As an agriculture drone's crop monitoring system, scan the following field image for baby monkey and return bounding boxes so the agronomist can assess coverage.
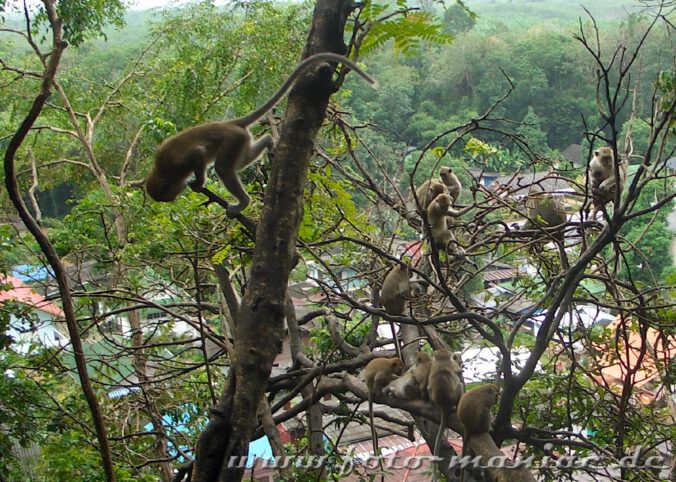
[428,349,464,482]
[146,53,376,213]
[439,167,462,205]
[457,383,500,482]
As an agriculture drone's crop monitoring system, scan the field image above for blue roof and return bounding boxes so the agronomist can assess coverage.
[12,265,51,282]
[141,404,272,467]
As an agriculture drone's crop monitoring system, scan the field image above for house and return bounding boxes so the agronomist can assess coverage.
[562,143,583,166]
[1,274,67,353]
[467,167,500,188]
[488,170,575,200]
[590,316,676,404]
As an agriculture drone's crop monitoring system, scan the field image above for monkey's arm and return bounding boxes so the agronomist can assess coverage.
[189,167,207,191]
[596,175,617,193]
[445,204,473,217]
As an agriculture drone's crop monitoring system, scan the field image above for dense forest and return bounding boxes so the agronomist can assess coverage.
[0,1,674,481]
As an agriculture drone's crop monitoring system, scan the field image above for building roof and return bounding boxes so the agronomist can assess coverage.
[0,275,63,318]
[488,171,574,198]
[593,316,676,402]
[562,143,583,165]
[483,268,517,283]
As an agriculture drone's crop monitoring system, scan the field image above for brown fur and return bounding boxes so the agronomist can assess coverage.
[457,384,499,482]
[427,193,457,252]
[415,180,449,211]
[365,357,405,396]
[428,349,464,482]
[383,351,433,400]
[524,195,566,241]
[364,357,404,459]
[440,167,462,205]
[588,146,627,215]
[145,53,375,213]
[380,264,411,315]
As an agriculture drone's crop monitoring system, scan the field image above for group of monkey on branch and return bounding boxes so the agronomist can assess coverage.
[365,351,499,481]
[141,53,628,480]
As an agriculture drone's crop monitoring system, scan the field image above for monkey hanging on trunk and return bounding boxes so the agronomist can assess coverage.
[145,53,376,213]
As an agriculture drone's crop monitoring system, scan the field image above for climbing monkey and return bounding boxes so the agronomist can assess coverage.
[146,53,376,213]
[587,146,627,216]
[427,193,463,254]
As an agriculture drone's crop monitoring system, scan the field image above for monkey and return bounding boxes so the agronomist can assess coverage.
[364,357,405,400]
[383,351,433,400]
[440,167,462,205]
[380,263,411,316]
[426,193,462,255]
[457,383,500,482]
[364,357,404,462]
[427,349,464,482]
[145,53,376,213]
[523,194,567,242]
[414,179,449,211]
[587,146,627,216]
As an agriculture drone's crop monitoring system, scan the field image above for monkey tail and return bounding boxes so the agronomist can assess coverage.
[460,430,470,482]
[432,410,446,482]
[368,395,386,482]
[368,396,379,459]
[231,52,377,128]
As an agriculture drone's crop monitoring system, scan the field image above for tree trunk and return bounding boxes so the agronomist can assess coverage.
[191,1,355,480]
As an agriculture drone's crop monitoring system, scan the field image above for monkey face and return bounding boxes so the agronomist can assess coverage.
[145,172,184,202]
[416,352,432,364]
[595,147,613,165]
[439,167,451,181]
[434,193,452,210]
[486,384,500,403]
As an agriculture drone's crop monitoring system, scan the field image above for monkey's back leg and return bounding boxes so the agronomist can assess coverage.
[213,128,255,213]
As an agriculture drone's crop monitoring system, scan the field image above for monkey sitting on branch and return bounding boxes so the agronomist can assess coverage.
[145,53,376,213]
[380,263,411,316]
[440,166,462,206]
[428,348,465,482]
[364,357,404,462]
[383,351,433,400]
[587,146,627,217]
[457,383,500,482]
[522,194,567,242]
